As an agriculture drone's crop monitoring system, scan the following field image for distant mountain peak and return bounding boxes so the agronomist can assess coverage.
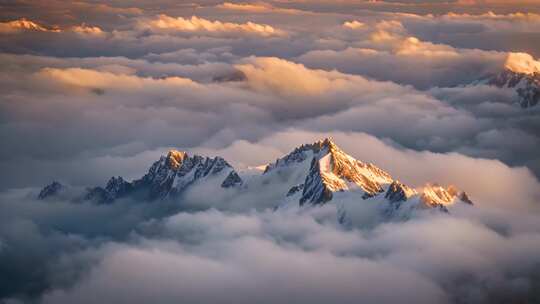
[473,53,540,108]
[419,184,474,210]
[50,150,243,204]
[264,137,343,173]
[137,151,241,200]
[420,184,458,207]
[487,68,540,108]
[38,181,64,200]
[266,138,473,219]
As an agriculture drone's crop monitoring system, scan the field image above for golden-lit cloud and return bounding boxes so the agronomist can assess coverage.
[235,57,354,96]
[394,37,459,57]
[139,15,285,36]
[71,24,105,36]
[35,67,197,91]
[505,52,540,75]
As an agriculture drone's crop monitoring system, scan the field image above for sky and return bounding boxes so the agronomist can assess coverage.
[1,1,540,303]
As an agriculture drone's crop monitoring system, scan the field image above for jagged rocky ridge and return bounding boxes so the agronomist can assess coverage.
[267,139,473,217]
[39,150,243,204]
[39,139,473,220]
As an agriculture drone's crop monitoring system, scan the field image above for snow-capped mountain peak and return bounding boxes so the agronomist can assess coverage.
[420,184,460,207]
[483,53,540,108]
[133,150,243,200]
[487,69,540,108]
[269,139,474,220]
[78,150,243,204]
[299,139,394,205]
[263,137,334,173]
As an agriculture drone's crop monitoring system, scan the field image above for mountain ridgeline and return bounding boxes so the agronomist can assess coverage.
[59,151,243,205]
[38,139,474,221]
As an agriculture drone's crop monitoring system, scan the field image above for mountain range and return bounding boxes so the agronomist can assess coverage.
[38,138,474,223]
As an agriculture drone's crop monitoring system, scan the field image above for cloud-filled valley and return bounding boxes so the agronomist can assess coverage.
[1,1,540,303]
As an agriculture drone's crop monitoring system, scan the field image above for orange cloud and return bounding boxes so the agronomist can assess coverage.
[71,24,105,36]
[235,57,357,97]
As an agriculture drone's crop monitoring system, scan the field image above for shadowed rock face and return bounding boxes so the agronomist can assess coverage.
[300,156,334,205]
[459,192,474,205]
[385,181,417,203]
[221,171,243,188]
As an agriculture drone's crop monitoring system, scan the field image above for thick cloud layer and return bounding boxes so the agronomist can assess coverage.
[1,1,539,303]
[2,179,540,303]
[1,130,540,303]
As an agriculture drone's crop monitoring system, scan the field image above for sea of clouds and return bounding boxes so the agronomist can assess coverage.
[1,1,540,303]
